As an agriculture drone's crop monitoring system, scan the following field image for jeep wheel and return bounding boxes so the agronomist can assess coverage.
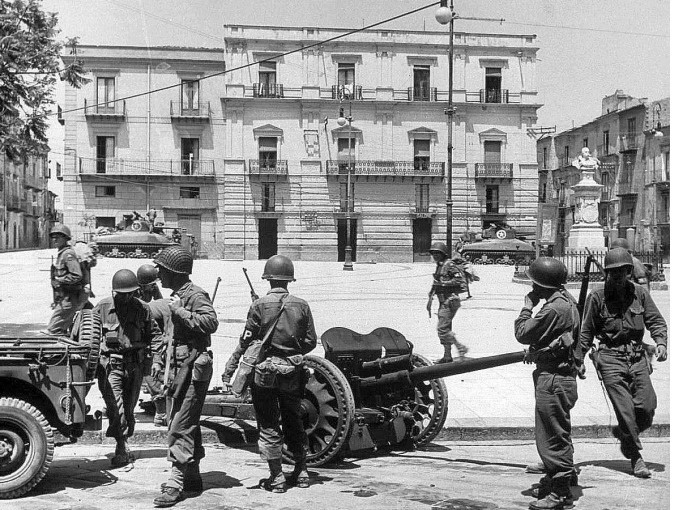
[0,398,54,499]
[72,309,102,381]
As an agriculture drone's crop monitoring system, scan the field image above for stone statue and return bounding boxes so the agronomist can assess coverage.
[573,147,600,174]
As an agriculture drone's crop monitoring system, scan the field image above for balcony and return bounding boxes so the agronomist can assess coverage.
[408,86,438,102]
[5,193,21,211]
[78,158,216,177]
[325,160,444,179]
[84,99,126,121]
[481,200,509,221]
[465,89,520,104]
[331,84,363,100]
[252,83,283,98]
[558,156,574,168]
[409,205,437,218]
[22,174,43,190]
[248,159,288,180]
[170,101,210,122]
[619,132,639,152]
[474,163,513,180]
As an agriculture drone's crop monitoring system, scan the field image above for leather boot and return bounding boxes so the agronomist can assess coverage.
[183,462,203,493]
[529,493,574,510]
[632,456,651,478]
[287,459,310,488]
[260,459,286,493]
[153,483,184,508]
[111,438,132,468]
[153,397,167,427]
[436,345,454,364]
[530,475,551,499]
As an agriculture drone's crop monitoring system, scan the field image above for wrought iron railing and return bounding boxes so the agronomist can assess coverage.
[619,132,639,151]
[474,163,513,179]
[407,86,438,101]
[252,83,284,98]
[84,99,126,116]
[78,158,215,176]
[325,160,444,178]
[248,159,288,176]
[465,89,520,104]
[331,84,363,100]
[170,101,210,117]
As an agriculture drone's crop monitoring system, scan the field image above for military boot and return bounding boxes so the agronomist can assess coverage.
[530,476,551,499]
[286,459,310,488]
[183,462,203,494]
[632,456,651,478]
[153,396,167,427]
[110,439,132,468]
[435,345,454,364]
[529,493,574,510]
[260,459,286,493]
[455,342,469,357]
[153,483,184,508]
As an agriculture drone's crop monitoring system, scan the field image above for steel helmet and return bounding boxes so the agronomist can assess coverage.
[429,242,449,257]
[610,238,630,251]
[49,224,72,240]
[112,269,140,293]
[604,247,634,270]
[525,257,568,289]
[137,264,159,285]
[154,246,193,275]
[262,255,295,281]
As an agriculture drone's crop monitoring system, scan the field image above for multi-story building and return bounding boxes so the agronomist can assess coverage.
[1,153,57,251]
[536,91,670,262]
[60,24,542,262]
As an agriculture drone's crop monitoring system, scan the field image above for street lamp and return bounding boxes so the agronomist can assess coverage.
[436,0,455,255]
[337,103,354,271]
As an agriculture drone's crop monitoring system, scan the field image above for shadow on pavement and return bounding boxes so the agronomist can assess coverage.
[576,458,666,475]
[30,457,118,496]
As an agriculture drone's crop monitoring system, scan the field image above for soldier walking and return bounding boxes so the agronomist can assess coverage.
[579,248,667,478]
[152,246,218,508]
[426,242,469,363]
[45,224,86,335]
[609,238,651,290]
[515,257,580,510]
[94,269,162,468]
[239,255,317,493]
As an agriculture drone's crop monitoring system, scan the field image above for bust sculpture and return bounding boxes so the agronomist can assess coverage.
[573,147,600,173]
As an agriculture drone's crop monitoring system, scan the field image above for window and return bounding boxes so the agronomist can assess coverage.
[413,65,431,101]
[415,184,430,212]
[413,139,430,171]
[181,138,199,175]
[96,77,115,113]
[258,137,278,169]
[621,153,635,183]
[95,185,115,197]
[602,130,610,154]
[337,63,355,98]
[179,186,200,199]
[484,141,502,165]
[583,138,588,149]
[337,136,357,174]
[262,182,276,211]
[181,79,198,112]
[257,61,277,97]
[539,182,547,203]
[627,117,636,135]
[542,147,547,169]
[96,136,115,173]
[619,197,636,226]
[663,151,670,181]
[96,216,116,228]
[485,185,499,213]
[484,67,502,103]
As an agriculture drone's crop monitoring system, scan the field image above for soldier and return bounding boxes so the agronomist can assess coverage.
[138,264,164,302]
[426,242,469,363]
[221,343,246,393]
[152,246,218,508]
[240,255,317,493]
[515,257,580,510]
[94,269,162,468]
[579,248,667,478]
[45,224,86,335]
[609,238,650,289]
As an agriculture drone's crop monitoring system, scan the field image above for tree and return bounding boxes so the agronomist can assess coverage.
[0,0,89,160]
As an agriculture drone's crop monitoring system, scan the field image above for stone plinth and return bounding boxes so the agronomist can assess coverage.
[566,171,605,250]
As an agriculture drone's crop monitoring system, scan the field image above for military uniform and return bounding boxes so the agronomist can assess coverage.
[579,281,667,461]
[143,298,173,425]
[241,288,317,476]
[221,343,246,387]
[47,244,85,335]
[429,255,469,357]
[515,288,580,503]
[631,256,651,290]
[94,296,162,442]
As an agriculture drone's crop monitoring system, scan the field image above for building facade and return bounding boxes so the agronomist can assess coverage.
[60,25,542,261]
[536,91,670,262]
[1,153,58,251]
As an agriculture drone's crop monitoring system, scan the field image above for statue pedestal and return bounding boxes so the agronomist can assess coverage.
[566,171,605,251]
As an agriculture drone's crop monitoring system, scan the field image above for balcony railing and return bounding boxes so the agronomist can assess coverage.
[465,89,520,104]
[474,163,514,179]
[331,84,363,100]
[325,160,444,178]
[248,159,288,176]
[409,205,437,217]
[408,86,438,102]
[84,99,126,119]
[252,83,284,98]
[170,101,210,119]
[619,132,639,151]
[78,158,215,176]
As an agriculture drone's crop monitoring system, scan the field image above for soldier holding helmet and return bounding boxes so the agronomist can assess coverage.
[579,247,667,478]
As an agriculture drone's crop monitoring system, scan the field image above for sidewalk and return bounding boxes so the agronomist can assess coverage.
[0,250,670,444]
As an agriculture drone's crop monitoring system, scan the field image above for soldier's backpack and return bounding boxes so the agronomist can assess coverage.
[73,241,98,270]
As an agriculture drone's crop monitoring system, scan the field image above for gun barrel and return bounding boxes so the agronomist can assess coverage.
[359,350,526,393]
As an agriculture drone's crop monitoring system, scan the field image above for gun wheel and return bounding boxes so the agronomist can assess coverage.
[409,353,449,446]
[282,355,355,467]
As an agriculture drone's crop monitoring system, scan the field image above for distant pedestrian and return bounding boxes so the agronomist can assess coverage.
[515,257,580,510]
[579,248,667,478]
[609,238,650,290]
[426,242,469,363]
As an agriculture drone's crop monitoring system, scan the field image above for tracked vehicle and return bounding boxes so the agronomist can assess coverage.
[93,212,178,258]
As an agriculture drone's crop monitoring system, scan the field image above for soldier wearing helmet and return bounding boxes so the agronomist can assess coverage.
[237,254,317,494]
[44,224,86,335]
[579,247,667,479]
[426,241,469,363]
[94,269,163,468]
[515,257,580,509]
[152,246,218,507]
[609,238,650,289]
[138,264,164,302]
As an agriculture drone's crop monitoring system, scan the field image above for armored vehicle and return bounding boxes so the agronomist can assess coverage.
[0,311,101,498]
[93,212,178,258]
[460,224,535,264]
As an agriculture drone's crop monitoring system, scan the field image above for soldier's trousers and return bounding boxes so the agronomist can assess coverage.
[97,354,144,439]
[167,361,212,466]
[533,369,578,494]
[599,349,656,454]
[47,290,87,335]
[437,295,461,346]
[252,384,307,462]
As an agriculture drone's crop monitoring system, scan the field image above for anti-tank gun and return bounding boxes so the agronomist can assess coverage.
[203,326,525,467]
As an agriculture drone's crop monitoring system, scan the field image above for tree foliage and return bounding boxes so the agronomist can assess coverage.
[0,0,89,160]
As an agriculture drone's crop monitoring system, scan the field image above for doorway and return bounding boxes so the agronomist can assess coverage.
[412,218,432,262]
[258,218,278,259]
[177,214,201,256]
[337,218,357,262]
